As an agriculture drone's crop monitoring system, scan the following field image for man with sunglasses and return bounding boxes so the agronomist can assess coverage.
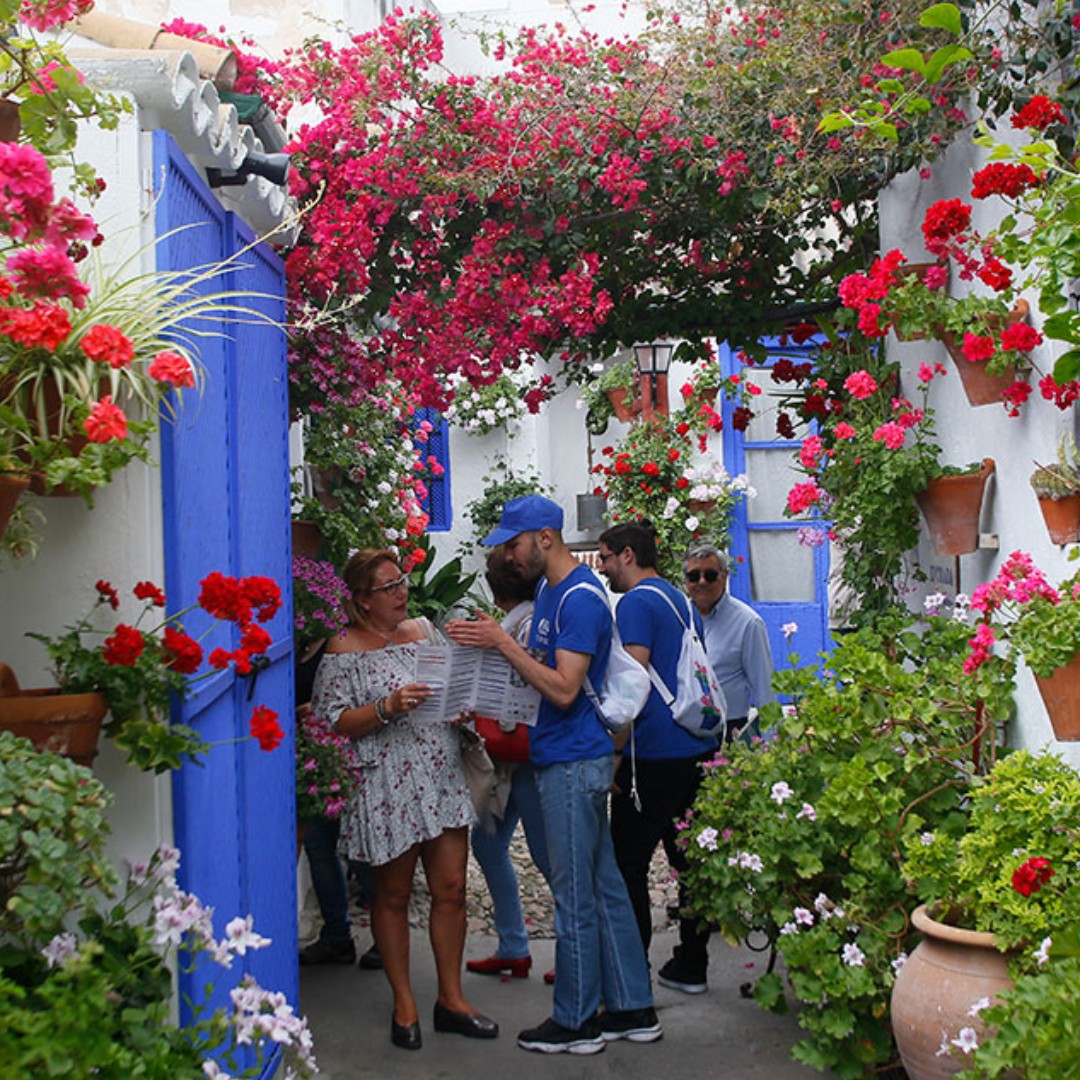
[683,545,774,747]
[597,522,718,998]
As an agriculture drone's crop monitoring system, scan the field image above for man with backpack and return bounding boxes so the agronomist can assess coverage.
[446,495,660,1054]
[597,522,719,997]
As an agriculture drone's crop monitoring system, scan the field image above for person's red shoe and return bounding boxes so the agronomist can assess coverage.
[543,968,556,985]
[466,955,532,978]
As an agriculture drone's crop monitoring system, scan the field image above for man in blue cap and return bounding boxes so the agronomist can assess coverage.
[447,495,660,1054]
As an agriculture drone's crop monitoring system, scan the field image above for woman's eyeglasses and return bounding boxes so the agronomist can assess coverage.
[685,568,721,584]
[368,575,408,594]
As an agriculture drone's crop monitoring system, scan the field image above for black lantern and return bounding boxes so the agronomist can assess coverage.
[633,341,674,420]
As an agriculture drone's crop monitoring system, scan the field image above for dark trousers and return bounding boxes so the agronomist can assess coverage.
[611,753,712,971]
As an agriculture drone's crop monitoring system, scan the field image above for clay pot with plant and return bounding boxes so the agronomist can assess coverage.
[1030,434,1080,546]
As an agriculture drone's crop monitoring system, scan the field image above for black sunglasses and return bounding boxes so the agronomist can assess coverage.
[685,568,721,584]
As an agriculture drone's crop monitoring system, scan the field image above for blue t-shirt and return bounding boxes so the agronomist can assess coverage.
[616,577,719,760]
[529,564,614,766]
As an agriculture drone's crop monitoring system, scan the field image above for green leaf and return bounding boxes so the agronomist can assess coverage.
[925,45,973,84]
[818,112,855,133]
[919,3,963,36]
[880,48,927,76]
[1052,348,1080,384]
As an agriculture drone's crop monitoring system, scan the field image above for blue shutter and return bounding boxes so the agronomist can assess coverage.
[415,407,452,531]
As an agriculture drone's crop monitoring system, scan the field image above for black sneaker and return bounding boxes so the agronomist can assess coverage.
[299,938,356,966]
[657,949,707,995]
[358,944,383,970]
[598,1007,663,1043]
[517,1016,606,1055]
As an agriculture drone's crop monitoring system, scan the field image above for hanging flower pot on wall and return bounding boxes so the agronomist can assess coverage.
[291,519,324,560]
[605,386,641,423]
[915,458,995,556]
[938,301,1030,408]
[1036,493,1080,546]
[891,261,949,342]
[890,904,1013,1080]
[0,473,30,539]
[0,99,20,143]
[1033,654,1080,741]
[0,663,107,767]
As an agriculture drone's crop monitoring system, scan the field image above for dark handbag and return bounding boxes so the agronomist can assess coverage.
[474,715,530,764]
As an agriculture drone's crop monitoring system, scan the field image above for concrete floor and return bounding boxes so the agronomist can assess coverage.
[300,928,830,1080]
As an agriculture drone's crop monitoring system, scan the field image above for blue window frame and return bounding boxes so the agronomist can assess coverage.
[414,408,451,531]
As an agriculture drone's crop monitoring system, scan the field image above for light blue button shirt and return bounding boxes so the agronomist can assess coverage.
[700,591,775,718]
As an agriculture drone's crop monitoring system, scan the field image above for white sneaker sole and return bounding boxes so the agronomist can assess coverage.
[517,1038,606,1055]
[601,1026,663,1043]
[657,975,708,995]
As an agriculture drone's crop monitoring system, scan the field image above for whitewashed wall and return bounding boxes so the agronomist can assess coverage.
[882,132,1080,769]
[0,115,173,868]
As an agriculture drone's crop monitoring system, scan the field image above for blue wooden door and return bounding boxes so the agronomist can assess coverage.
[719,339,832,671]
[153,131,296,1069]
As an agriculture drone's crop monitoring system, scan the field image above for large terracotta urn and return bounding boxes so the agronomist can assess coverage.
[891,904,1013,1080]
[916,458,995,556]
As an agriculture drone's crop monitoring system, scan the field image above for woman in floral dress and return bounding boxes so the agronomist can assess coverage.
[312,548,497,1049]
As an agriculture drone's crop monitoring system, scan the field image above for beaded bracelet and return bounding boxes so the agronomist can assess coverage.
[374,697,392,726]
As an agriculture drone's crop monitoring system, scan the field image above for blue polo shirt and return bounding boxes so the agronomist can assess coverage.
[616,577,718,759]
[529,564,613,766]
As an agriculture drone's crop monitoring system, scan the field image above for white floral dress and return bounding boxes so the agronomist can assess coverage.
[311,622,474,866]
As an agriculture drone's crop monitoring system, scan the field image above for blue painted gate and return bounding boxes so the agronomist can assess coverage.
[153,132,297,1068]
[719,339,833,671]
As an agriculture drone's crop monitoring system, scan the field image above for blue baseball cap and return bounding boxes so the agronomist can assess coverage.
[482,494,564,546]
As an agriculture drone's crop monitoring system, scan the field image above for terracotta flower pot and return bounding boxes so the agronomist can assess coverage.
[0,663,107,767]
[1033,653,1080,741]
[1036,493,1080,546]
[687,498,717,515]
[291,519,324,560]
[606,386,641,423]
[938,301,1030,407]
[891,904,1013,1080]
[916,459,995,556]
[0,99,20,143]
[0,473,29,539]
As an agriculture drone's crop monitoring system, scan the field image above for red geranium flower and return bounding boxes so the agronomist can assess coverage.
[249,705,284,751]
[1011,856,1054,897]
[83,396,127,443]
[961,333,996,363]
[971,162,1040,200]
[95,579,120,610]
[162,626,203,674]
[999,322,1043,353]
[147,350,196,388]
[103,624,145,666]
[199,571,252,624]
[922,198,972,253]
[241,575,283,622]
[239,622,273,656]
[133,580,167,607]
[79,323,135,369]
[1011,95,1067,131]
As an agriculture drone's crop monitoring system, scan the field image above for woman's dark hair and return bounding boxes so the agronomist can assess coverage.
[485,547,539,608]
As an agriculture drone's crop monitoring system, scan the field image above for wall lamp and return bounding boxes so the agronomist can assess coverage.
[207,150,291,188]
[633,340,675,420]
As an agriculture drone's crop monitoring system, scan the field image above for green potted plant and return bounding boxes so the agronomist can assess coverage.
[1029,434,1080,545]
[580,355,641,432]
[10,572,285,773]
[679,611,1015,1078]
[892,749,1080,1079]
[0,730,318,1078]
[457,457,554,556]
[963,551,1080,741]
[442,368,551,436]
[593,412,753,578]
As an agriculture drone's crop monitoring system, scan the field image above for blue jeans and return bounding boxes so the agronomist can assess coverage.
[302,816,351,944]
[471,762,551,959]
[535,755,653,1029]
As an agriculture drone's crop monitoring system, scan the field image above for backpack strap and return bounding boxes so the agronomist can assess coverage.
[633,580,690,706]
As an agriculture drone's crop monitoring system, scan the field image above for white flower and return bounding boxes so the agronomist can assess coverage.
[696,826,719,851]
[684,515,700,531]
[1034,936,1053,965]
[779,921,799,936]
[770,781,793,805]
[796,802,816,821]
[42,931,78,969]
[781,622,799,639]
[841,942,865,967]
[813,892,831,913]
[951,1028,979,1055]
[662,496,680,520]
[936,1030,951,1058]
[793,907,814,926]
[923,592,946,615]
[728,850,764,872]
[967,997,991,1018]
[891,953,907,973]
[920,831,935,846]
[202,1061,234,1079]
[223,915,272,956]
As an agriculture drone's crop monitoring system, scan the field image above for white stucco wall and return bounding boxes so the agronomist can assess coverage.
[882,133,1080,770]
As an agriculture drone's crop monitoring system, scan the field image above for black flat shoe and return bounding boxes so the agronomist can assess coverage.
[391,1015,422,1050]
[433,1001,499,1039]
